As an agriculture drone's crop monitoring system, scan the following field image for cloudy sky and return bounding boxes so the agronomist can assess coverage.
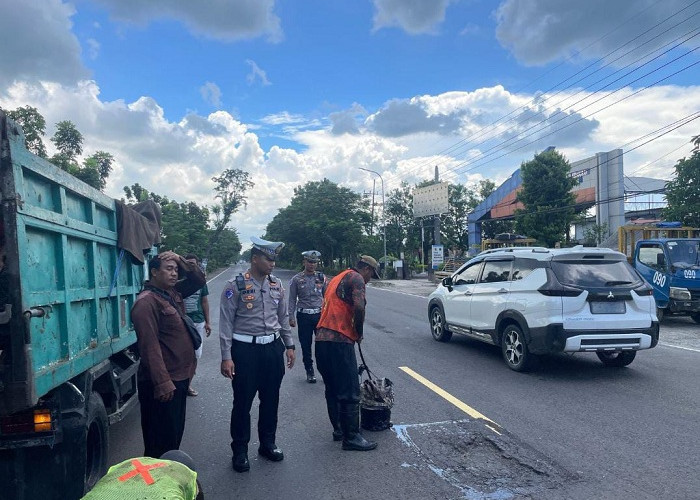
[1,0,698,246]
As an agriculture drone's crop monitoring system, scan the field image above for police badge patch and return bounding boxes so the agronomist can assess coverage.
[225,289,234,299]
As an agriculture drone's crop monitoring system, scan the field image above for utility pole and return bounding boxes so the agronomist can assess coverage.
[359,168,386,278]
[371,178,376,236]
[434,165,441,245]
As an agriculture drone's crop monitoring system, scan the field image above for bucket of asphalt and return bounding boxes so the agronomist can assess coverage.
[358,344,394,431]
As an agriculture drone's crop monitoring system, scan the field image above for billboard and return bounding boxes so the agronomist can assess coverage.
[413,182,449,217]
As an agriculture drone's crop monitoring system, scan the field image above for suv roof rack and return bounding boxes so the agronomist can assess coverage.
[480,246,550,255]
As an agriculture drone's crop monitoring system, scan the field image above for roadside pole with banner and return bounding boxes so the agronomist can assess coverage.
[432,245,444,271]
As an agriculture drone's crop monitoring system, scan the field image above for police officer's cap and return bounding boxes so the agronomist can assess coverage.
[251,236,284,261]
[301,250,321,262]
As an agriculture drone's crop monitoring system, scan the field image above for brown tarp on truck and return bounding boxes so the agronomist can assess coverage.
[116,200,162,263]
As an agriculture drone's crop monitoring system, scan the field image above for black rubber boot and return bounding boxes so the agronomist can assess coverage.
[326,400,342,441]
[339,403,377,451]
[232,446,249,472]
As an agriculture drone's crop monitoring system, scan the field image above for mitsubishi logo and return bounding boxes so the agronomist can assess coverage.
[607,291,615,300]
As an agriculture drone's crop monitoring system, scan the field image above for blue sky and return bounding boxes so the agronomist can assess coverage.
[1,0,698,244]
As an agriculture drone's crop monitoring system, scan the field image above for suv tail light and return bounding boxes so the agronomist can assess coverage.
[538,287,583,297]
[538,269,584,297]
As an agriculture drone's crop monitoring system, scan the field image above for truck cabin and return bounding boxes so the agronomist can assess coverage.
[640,240,700,271]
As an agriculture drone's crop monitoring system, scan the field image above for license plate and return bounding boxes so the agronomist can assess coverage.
[590,301,626,314]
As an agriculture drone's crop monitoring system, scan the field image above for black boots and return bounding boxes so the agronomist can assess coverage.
[339,403,377,451]
[232,448,250,472]
[306,369,317,383]
[326,401,343,441]
[258,445,284,462]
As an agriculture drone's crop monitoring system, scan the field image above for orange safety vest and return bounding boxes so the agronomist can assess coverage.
[317,269,359,341]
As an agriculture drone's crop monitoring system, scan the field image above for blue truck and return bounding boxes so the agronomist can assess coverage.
[619,225,700,323]
[0,111,160,499]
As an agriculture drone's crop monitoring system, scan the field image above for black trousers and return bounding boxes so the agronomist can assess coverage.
[138,377,190,458]
[230,338,285,454]
[296,312,320,372]
[315,341,360,406]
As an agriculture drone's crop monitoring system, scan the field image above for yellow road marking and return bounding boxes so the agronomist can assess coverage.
[399,366,500,431]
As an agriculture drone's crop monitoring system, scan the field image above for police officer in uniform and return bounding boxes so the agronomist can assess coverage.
[288,250,327,383]
[219,237,296,473]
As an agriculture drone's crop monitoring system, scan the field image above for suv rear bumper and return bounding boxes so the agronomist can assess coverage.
[527,322,659,354]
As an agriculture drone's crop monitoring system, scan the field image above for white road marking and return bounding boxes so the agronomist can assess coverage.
[207,266,235,284]
[658,342,700,353]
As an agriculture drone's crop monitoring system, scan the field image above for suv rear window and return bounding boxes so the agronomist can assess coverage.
[550,260,642,287]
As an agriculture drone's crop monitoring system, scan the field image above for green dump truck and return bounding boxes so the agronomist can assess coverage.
[0,111,160,499]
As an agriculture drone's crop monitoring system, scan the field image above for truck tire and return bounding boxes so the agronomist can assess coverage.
[596,351,636,367]
[84,392,109,493]
[429,305,452,342]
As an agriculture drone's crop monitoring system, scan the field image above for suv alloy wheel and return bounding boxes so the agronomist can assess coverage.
[429,306,452,342]
[501,324,534,372]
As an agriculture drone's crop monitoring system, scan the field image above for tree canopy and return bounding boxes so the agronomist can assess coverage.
[515,149,578,247]
[663,136,700,227]
[6,106,47,158]
[265,179,372,267]
[209,168,254,256]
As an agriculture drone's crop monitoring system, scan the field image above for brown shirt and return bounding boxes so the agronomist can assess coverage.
[131,266,205,398]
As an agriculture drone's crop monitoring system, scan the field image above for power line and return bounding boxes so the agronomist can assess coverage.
[441,54,700,182]
[389,1,700,186]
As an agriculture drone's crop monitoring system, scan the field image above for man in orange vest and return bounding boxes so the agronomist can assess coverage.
[315,255,380,451]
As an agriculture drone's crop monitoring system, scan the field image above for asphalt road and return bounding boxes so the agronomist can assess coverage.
[109,266,700,499]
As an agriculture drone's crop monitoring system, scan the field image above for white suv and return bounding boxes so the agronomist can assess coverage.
[427,246,659,371]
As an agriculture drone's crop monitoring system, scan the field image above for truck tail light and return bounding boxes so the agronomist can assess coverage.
[0,409,54,435]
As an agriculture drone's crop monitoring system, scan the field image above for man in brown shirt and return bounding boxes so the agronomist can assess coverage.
[132,251,206,458]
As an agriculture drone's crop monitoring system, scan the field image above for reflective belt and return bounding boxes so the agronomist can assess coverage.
[297,308,321,314]
[232,332,280,345]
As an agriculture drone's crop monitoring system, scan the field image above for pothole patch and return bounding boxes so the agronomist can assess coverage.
[393,419,578,499]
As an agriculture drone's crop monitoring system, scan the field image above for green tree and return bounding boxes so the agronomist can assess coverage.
[6,106,47,157]
[209,168,254,257]
[583,222,609,246]
[515,149,577,247]
[385,182,419,259]
[123,183,150,202]
[78,151,114,190]
[51,120,83,162]
[441,183,476,250]
[663,139,700,227]
[265,179,371,268]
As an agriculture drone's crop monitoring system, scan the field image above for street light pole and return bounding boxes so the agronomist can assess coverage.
[359,167,386,279]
